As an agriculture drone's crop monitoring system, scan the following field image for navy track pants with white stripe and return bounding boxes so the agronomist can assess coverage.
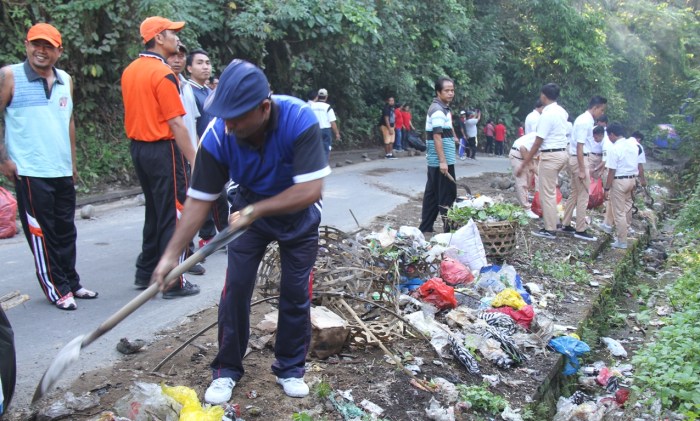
[15,176,80,303]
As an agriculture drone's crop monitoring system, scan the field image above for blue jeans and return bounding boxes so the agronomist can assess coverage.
[320,128,332,162]
[394,128,403,151]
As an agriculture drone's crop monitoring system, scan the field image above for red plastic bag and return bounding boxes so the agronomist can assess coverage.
[0,187,17,239]
[587,177,604,209]
[440,258,474,286]
[415,278,457,310]
[531,187,562,217]
[487,304,535,330]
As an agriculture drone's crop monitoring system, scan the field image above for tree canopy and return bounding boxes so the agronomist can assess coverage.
[1,0,698,187]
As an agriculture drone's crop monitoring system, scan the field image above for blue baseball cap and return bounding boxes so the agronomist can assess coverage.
[204,59,271,119]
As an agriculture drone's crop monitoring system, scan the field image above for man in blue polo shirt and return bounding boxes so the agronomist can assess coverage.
[152,60,330,403]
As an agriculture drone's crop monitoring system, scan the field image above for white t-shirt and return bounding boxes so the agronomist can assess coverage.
[465,118,478,137]
[524,110,540,134]
[606,137,640,177]
[309,101,336,129]
[536,102,569,150]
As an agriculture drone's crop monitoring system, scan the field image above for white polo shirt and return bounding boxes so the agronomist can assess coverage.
[570,111,594,155]
[601,131,613,162]
[536,102,569,150]
[606,137,639,177]
[512,132,538,154]
[309,101,336,129]
[524,110,540,134]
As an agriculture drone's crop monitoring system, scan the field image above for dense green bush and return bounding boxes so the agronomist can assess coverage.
[1,0,698,189]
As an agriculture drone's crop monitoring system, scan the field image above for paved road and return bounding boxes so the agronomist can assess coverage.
[0,154,511,407]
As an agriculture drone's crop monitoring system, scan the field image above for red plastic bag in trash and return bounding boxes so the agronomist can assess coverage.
[615,388,630,405]
[531,187,562,217]
[596,367,612,386]
[416,278,457,310]
[0,187,17,239]
[440,258,474,286]
[588,177,604,209]
[487,304,535,330]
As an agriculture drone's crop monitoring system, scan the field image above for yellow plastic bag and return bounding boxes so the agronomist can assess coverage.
[161,384,224,421]
[491,288,526,310]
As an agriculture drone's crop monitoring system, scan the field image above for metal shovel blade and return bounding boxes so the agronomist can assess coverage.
[32,225,245,403]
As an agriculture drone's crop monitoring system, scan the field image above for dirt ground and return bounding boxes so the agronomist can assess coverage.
[8,150,664,421]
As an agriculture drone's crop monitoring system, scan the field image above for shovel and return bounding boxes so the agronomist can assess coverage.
[32,225,246,403]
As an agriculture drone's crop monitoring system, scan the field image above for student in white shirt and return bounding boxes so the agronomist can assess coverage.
[560,96,607,241]
[518,83,569,239]
[524,99,544,134]
[509,132,539,218]
[603,123,639,249]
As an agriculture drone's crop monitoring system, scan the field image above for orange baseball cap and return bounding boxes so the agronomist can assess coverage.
[27,23,62,48]
[140,16,185,44]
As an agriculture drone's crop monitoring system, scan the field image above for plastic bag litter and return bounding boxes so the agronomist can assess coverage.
[405,310,451,357]
[548,336,591,376]
[501,405,525,421]
[432,377,459,404]
[365,226,397,248]
[491,288,527,310]
[440,258,474,285]
[398,226,428,247]
[477,337,514,369]
[600,337,628,358]
[416,278,457,310]
[448,335,480,374]
[479,265,532,304]
[552,396,606,421]
[86,412,131,421]
[161,384,224,421]
[0,187,17,239]
[399,277,424,293]
[488,305,535,330]
[439,220,488,272]
[425,397,455,421]
[114,382,180,421]
[37,391,100,420]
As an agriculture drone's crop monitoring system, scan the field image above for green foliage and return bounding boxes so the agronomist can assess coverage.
[456,382,507,415]
[291,412,313,421]
[447,202,530,227]
[633,175,700,417]
[531,251,589,284]
[1,0,699,188]
[314,380,332,399]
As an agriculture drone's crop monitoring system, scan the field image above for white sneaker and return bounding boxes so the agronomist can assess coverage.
[204,377,235,404]
[526,210,540,219]
[276,377,309,398]
[598,223,613,234]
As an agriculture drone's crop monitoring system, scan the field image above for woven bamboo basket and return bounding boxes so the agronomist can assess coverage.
[476,220,516,258]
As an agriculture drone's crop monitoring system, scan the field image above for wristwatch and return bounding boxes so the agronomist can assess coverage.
[241,205,255,218]
[604,187,610,192]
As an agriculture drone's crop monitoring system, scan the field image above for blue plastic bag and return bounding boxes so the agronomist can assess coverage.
[398,277,424,293]
[549,336,591,375]
[479,265,532,305]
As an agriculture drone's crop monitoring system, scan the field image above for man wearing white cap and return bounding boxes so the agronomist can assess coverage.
[309,88,340,162]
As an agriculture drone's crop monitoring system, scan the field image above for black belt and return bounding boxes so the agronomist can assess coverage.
[571,153,589,157]
[511,147,518,151]
[591,152,603,156]
[509,153,523,160]
[541,148,566,153]
[614,175,636,179]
